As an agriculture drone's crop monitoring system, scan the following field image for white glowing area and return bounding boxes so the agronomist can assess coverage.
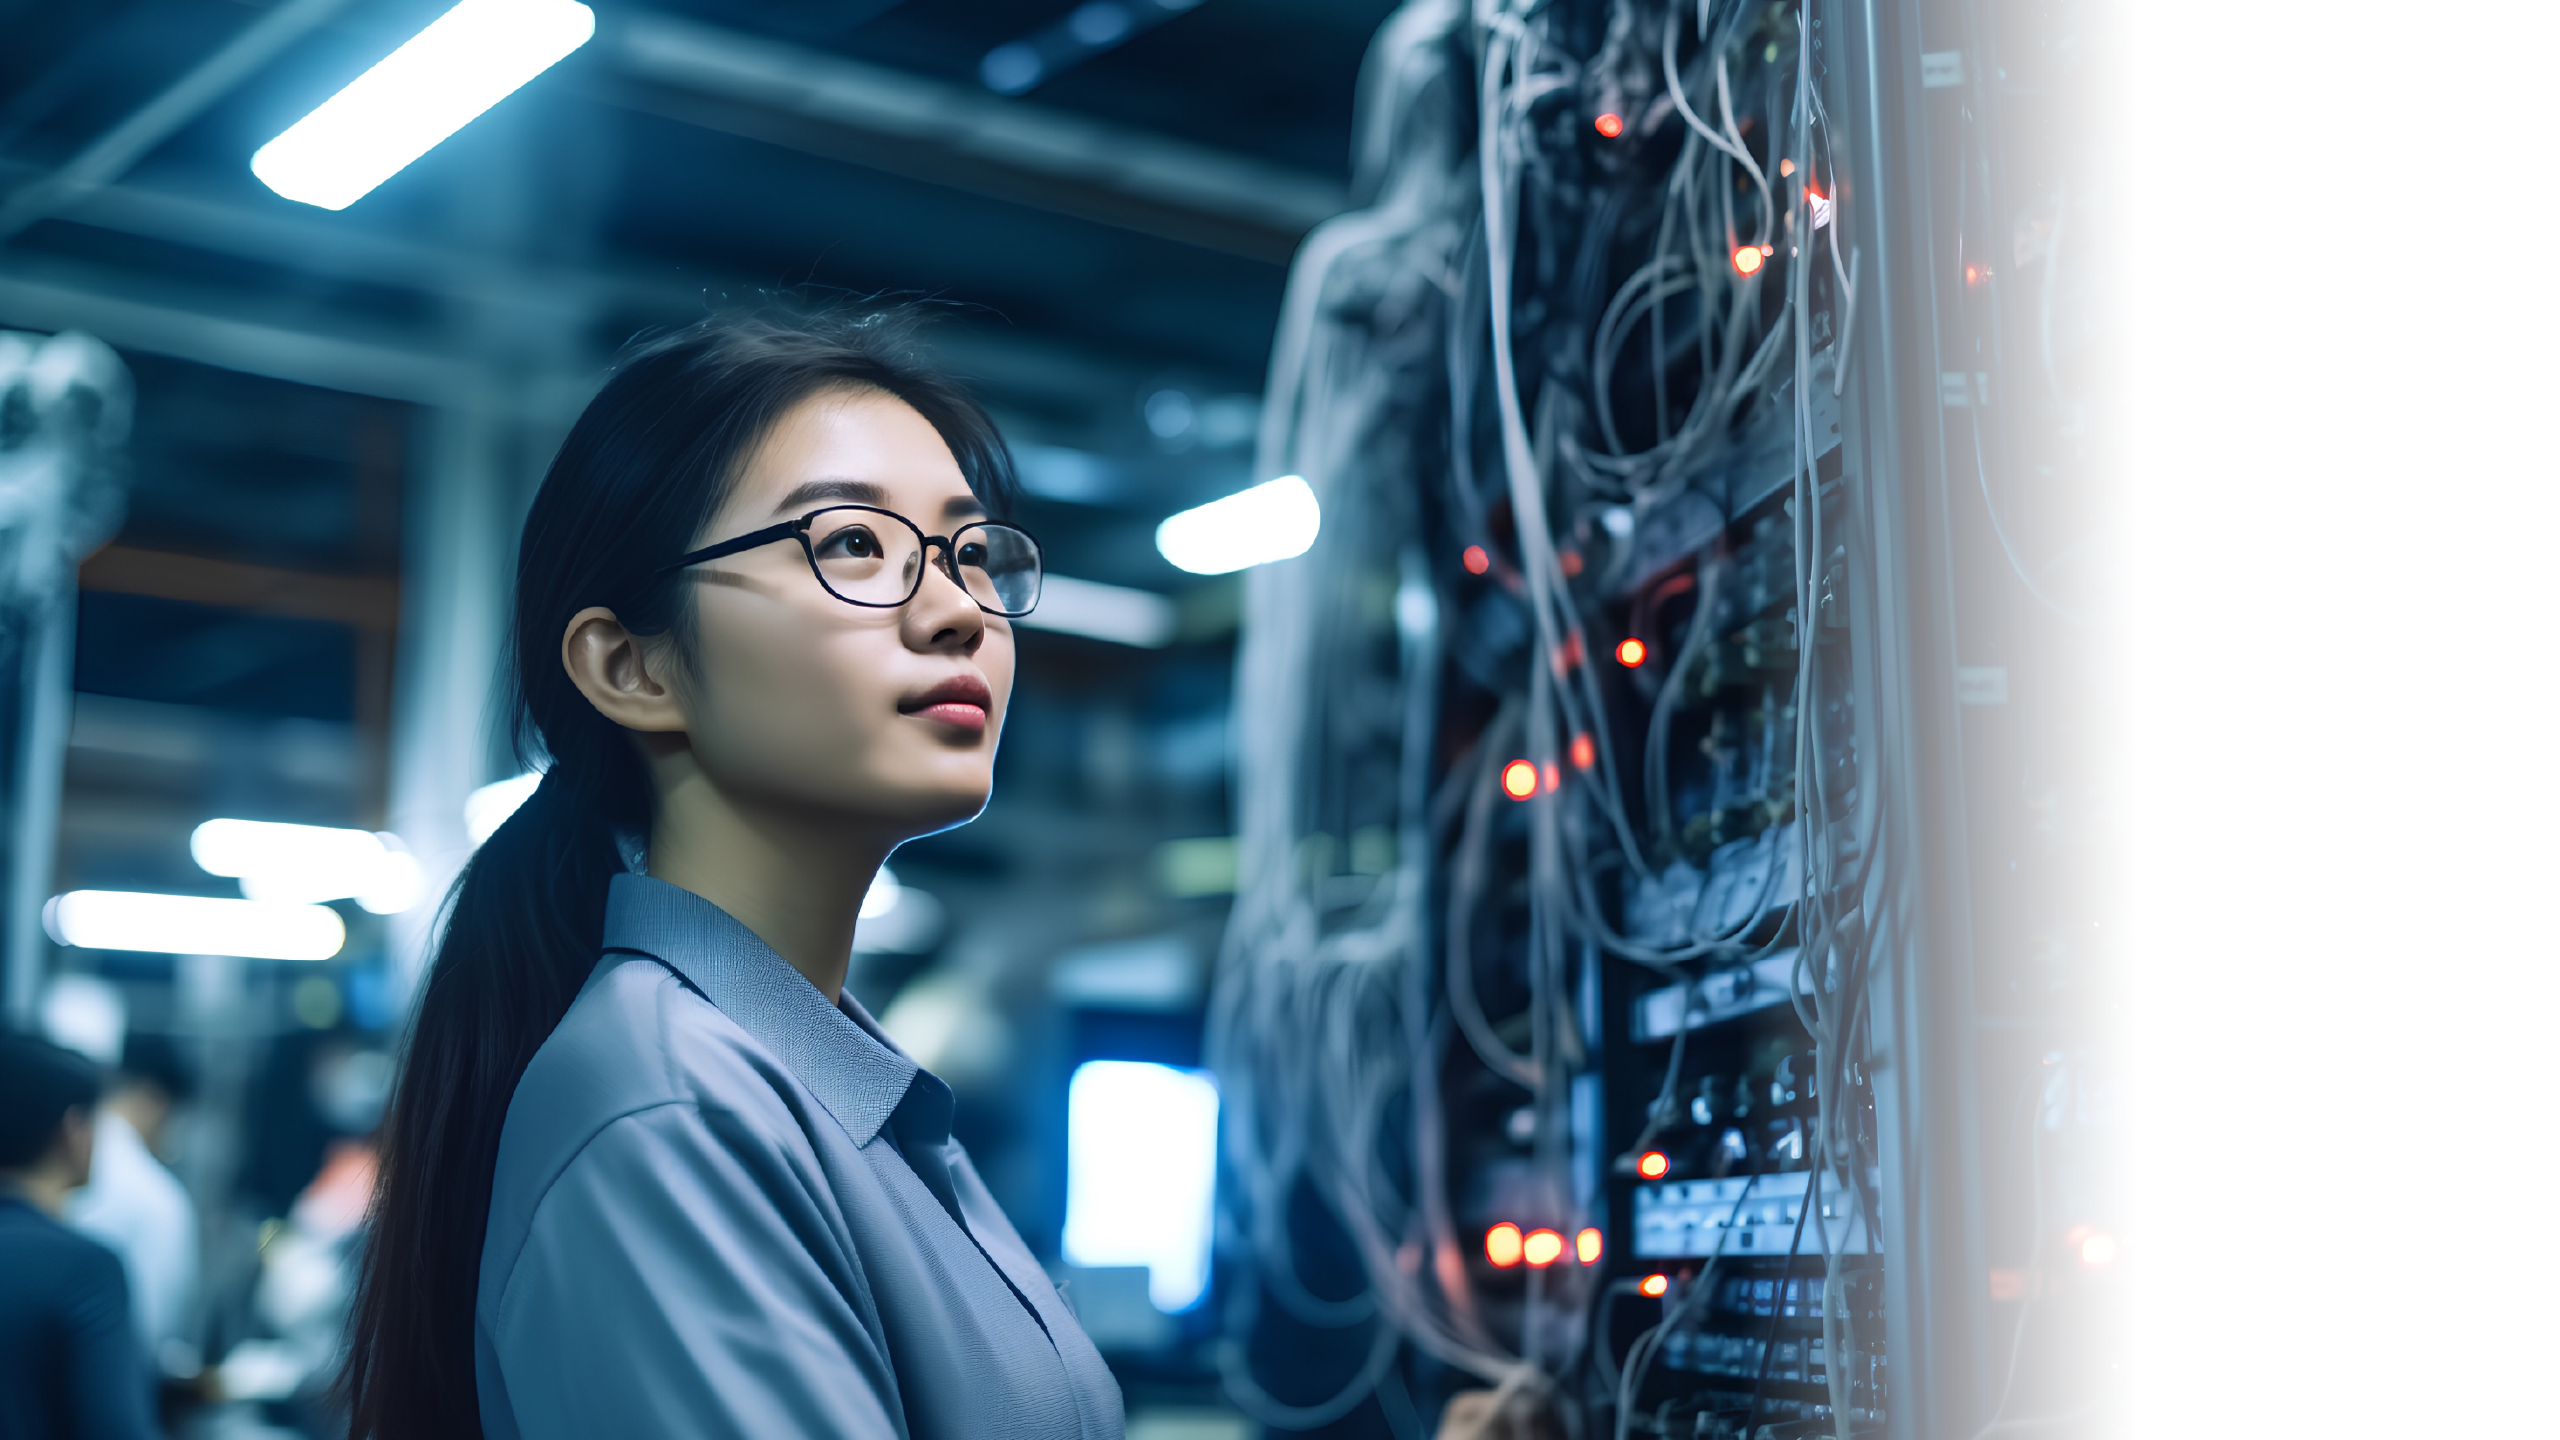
[1062,1060,1219,1311]
[251,0,595,210]
[190,819,425,914]
[465,772,543,844]
[1154,476,1320,575]
[46,891,346,961]
[1020,574,1178,647]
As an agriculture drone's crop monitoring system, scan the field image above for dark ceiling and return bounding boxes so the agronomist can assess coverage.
[0,0,1397,398]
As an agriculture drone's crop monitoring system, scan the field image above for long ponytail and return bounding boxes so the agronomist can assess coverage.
[339,305,1017,1439]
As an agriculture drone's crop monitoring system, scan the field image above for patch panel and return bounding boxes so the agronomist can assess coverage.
[1632,1170,1874,1259]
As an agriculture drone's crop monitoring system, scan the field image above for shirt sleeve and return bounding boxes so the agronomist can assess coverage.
[60,1240,160,1440]
[483,1102,904,1440]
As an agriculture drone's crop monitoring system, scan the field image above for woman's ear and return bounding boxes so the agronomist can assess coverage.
[562,606,690,733]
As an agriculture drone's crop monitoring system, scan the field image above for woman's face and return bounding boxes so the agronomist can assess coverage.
[666,386,1015,839]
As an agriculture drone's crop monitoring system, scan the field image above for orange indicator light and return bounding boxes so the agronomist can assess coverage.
[1570,733,1596,770]
[1639,1272,1670,1298]
[1616,637,1647,667]
[1501,760,1539,800]
[1462,544,1491,575]
[1485,1222,1524,1267]
[1542,762,1562,794]
[1559,548,1584,578]
[1522,1229,1565,1267]
[1637,1150,1670,1179]
[1779,158,1795,177]
[1594,112,1625,138]
[1575,1228,1603,1264]
[1733,246,1764,276]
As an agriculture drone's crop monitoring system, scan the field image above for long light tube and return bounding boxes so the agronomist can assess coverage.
[1153,476,1320,575]
[46,891,346,961]
[251,0,595,210]
[190,819,425,914]
[1019,574,1178,647]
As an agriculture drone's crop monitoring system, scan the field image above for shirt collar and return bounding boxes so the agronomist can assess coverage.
[601,872,934,1146]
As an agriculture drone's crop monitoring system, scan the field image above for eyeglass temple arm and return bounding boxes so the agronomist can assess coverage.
[659,518,808,574]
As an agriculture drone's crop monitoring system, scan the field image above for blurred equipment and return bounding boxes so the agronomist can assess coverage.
[1062,1059,1221,1313]
[0,329,129,1027]
[1209,1,2115,1437]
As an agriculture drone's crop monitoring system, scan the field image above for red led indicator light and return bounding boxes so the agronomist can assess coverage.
[2068,1224,2119,1267]
[1594,112,1625,138]
[1575,1228,1603,1264]
[1639,1273,1670,1298]
[1637,1150,1670,1179]
[1501,760,1539,801]
[1462,544,1491,575]
[1779,158,1796,177]
[1616,637,1648,667]
[1733,246,1764,276]
[1485,1222,1524,1267]
[1522,1229,1565,1267]
[1570,733,1596,770]
[1542,762,1562,794]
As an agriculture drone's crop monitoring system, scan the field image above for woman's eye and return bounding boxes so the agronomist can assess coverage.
[956,541,988,567]
[821,527,881,558]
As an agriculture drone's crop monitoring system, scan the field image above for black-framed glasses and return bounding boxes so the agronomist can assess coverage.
[664,505,1043,617]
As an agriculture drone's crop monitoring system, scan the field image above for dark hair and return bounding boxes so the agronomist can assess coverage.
[340,306,1016,1439]
[117,1031,197,1104]
[0,1032,103,1168]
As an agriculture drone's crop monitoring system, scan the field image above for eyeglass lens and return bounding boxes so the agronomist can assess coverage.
[807,511,1042,615]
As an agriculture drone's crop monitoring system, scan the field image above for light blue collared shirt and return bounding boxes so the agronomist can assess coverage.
[474,874,1124,1440]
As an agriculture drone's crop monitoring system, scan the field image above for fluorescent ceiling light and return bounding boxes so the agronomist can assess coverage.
[465,772,543,844]
[1155,476,1320,575]
[1062,1060,1219,1311]
[251,0,596,210]
[46,891,346,962]
[190,819,425,914]
[1021,574,1178,647]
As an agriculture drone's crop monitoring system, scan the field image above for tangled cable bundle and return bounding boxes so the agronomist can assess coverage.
[1208,1,1884,1432]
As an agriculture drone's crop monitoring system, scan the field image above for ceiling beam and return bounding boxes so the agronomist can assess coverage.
[0,231,1173,431]
[0,0,356,244]
[0,261,479,408]
[81,544,399,630]
[593,14,1343,265]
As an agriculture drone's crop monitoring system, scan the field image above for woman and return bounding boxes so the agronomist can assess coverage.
[340,309,1123,1440]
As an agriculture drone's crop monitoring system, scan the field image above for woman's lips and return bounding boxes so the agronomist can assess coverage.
[909,700,987,732]
[900,675,993,734]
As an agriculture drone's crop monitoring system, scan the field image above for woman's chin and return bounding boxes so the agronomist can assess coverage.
[869,777,993,837]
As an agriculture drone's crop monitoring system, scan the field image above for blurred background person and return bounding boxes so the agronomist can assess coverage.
[0,1032,163,1440]
[67,1031,203,1380]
